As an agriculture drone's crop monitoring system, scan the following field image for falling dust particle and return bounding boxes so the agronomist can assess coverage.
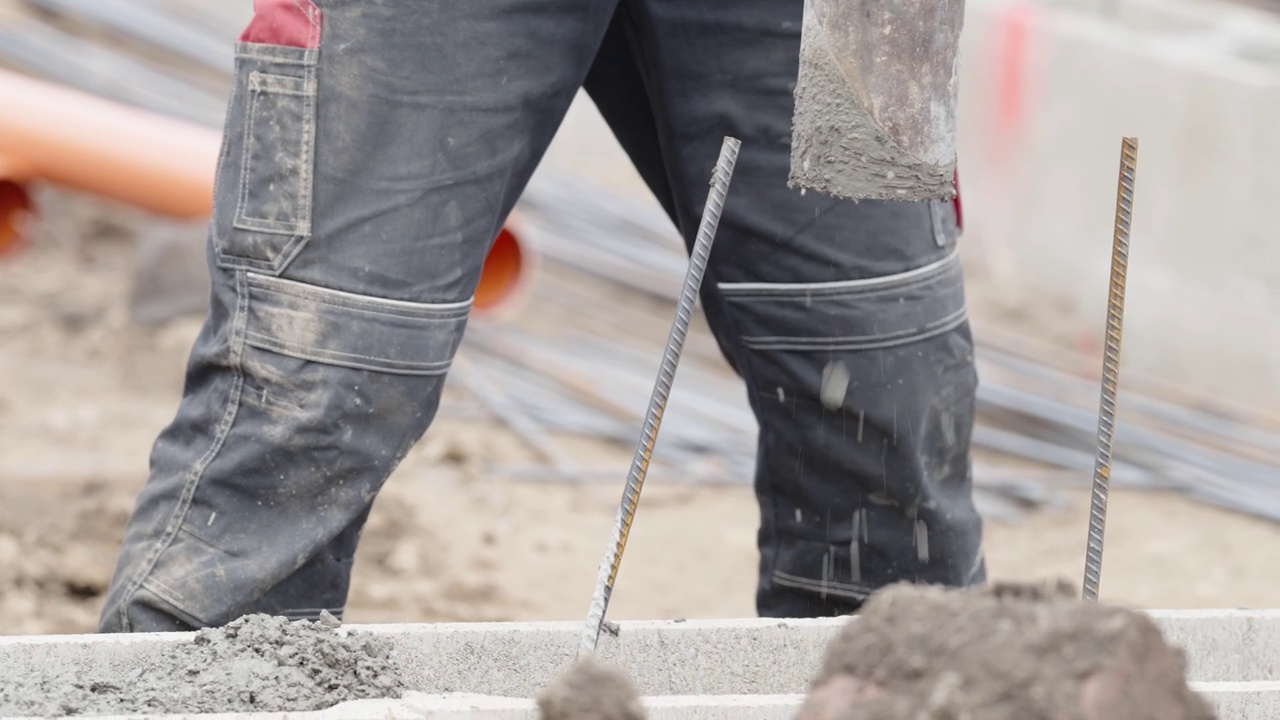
[850,511,863,583]
[820,361,850,410]
[821,549,835,601]
[915,519,930,563]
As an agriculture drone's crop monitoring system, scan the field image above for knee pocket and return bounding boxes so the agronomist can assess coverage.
[242,272,471,376]
[720,250,982,594]
[236,271,471,428]
[716,248,977,491]
[141,274,470,627]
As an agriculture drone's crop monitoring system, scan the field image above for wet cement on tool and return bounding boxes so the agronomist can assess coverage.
[789,9,956,202]
[798,581,1218,720]
[537,655,646,720]
[0,614,407,717]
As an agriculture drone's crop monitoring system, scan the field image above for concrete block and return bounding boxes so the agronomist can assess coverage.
[390,618,811,698]
[4,693,801,720]
[12,687,1280,720]
[1155,610,1280,683]
[2,612,1276,719]
[1194,682,1280,720]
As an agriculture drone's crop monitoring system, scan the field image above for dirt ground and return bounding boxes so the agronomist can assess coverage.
[1,100,1278,637]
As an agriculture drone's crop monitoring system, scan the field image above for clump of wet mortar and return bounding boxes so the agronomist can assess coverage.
[537,655,646,720]
[799,580,1217,720]
[0,614,407,717]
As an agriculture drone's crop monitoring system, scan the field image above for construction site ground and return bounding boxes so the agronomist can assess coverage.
[2,100,1278,637]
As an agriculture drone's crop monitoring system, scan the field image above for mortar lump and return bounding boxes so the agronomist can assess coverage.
[0,614,407,717]
[537,655,646,720]
[800,581,1217,720]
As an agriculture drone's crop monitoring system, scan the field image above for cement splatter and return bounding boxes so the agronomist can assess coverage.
[788,3,957,202]
[0,614,407,717]
[913,518,930,563]
[820,361,850,410]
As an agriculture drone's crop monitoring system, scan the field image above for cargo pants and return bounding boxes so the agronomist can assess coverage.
[99,0,985,632]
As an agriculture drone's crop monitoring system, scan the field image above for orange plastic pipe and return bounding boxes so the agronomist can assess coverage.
[0,67,528,317]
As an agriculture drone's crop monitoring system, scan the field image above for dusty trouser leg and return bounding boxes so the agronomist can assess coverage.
[98,0,616,633]
[586,0,985,618]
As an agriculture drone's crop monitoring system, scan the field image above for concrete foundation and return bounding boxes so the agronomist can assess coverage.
[1,610,1276,719]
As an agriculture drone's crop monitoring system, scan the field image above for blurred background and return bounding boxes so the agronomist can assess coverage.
[0,0,1277,635]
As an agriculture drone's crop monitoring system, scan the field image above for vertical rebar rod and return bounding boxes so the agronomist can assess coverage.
[579,136,741,656]
[1082,136,1138,602]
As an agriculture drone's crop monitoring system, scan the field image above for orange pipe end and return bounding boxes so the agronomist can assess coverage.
[0,180,34,258]
[473,222,527,315]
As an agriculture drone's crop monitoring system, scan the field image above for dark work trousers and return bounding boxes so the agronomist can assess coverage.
[98,0,985,633]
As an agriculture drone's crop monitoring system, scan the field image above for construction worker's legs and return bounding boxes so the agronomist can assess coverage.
[586,0,986,617]
[98,0,616,632]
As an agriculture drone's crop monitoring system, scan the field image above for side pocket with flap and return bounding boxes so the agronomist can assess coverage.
[212,43,319,275]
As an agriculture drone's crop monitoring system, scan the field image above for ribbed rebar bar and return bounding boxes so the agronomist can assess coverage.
[1083,136,1139,602]
[579,136,741,655]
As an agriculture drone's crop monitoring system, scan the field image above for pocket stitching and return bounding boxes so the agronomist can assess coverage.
[740,305,968,351]
[725,275,947,305]
[244,334,454,375]
[721,251,967,351]
[247,70,312,96]
[773,570,874,600]
[235,42,319,65]
[247,273,473,319]
[243,274,470,377]
[718,249,959,299]
[251,288,469,322]
[233,84,263,233]
[233,70,316,237]
[207,60,241,266]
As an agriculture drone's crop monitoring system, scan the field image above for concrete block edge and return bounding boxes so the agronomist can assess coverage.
[10,684,1280,720]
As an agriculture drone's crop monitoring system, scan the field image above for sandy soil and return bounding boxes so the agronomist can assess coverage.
[1,99,1277,637]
